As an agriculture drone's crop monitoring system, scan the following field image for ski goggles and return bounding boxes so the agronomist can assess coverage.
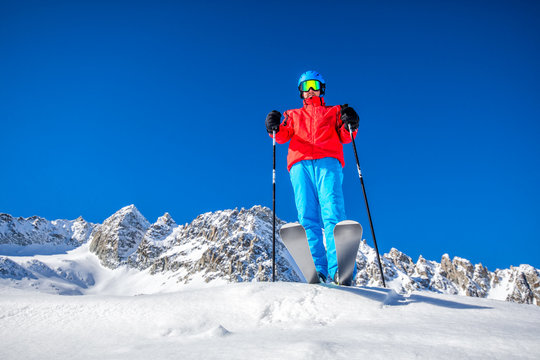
[299,79,322,92]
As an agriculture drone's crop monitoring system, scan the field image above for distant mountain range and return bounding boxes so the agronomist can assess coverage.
[0,205,538,306]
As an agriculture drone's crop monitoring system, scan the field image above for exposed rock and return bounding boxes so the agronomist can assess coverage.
[494,265,540,306]
[133,205,299,283]
[89,205,150,268]
[387,248,415,276]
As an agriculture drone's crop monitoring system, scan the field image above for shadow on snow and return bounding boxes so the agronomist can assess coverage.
[320,284,493,310]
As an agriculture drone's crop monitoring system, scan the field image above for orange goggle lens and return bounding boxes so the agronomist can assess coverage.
[299,80,322,92]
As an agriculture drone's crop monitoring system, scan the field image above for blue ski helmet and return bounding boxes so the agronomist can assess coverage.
[298,70,326,98]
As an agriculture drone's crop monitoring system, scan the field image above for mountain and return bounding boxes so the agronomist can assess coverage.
[89,204,150,268]
[0,213,94,254]
[0,205,538,306]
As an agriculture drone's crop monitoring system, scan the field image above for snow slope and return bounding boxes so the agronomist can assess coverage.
[1,282,539,360]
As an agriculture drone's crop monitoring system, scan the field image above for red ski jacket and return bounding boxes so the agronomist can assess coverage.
[271,96,357,171]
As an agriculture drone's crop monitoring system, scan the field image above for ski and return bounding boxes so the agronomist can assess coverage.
[333,220,362,286]
[279,223,319,284]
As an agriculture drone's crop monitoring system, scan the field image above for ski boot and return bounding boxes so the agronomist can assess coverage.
[317,272,327,284]
[333,273,352,286]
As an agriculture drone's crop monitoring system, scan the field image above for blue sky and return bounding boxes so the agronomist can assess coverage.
[1,0,539,271]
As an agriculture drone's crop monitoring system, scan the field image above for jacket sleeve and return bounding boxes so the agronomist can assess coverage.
[336,106,357,144]
[268,110,294,144]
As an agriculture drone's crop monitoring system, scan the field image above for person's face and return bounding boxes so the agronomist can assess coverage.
[302,89,321,99]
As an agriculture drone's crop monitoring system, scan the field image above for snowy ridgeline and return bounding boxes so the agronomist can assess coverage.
[0,205,539,306]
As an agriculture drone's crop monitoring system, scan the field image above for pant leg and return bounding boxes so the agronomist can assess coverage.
[290,161,328,277]
[313,157,351,281]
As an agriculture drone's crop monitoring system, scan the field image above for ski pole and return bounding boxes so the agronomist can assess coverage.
[272,130,276,282]
[348,124,386,288]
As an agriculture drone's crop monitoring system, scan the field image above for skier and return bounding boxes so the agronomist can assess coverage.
[265,70,359,285]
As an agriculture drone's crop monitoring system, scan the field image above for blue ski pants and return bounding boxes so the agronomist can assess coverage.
[290,157,353,280]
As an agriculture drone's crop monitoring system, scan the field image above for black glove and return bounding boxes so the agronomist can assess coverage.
[265,110,282,133]
[341,105,359,131]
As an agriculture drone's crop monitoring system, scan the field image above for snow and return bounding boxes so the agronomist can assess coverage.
[1,280,540,359]
[2,207,540,359]
[0,243,78,256]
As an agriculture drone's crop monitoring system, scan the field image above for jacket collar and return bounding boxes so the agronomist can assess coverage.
[303,96,325,107]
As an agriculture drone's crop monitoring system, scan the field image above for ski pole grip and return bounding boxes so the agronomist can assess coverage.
[342,104,351,134]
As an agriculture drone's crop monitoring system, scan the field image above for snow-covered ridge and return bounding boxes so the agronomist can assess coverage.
[0,213,95,255]
[0,205,538,306]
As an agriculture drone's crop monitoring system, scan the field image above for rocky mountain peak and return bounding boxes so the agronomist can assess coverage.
[106,205,149,226]
[156,212,175,226]
[89,205,151,268]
